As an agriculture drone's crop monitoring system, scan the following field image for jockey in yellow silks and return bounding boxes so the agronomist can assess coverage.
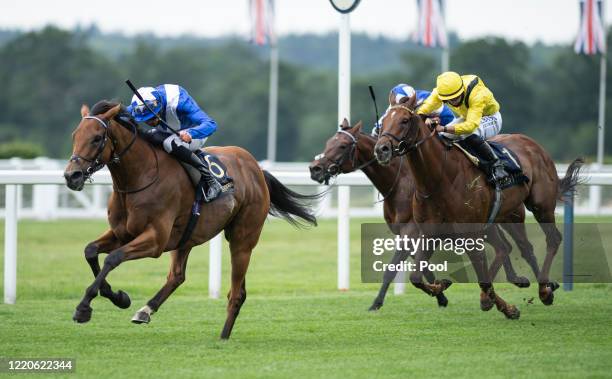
[417,71,508,184]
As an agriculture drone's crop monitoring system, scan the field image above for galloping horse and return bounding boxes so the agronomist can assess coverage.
[309,120,540,311]
[374,94,583,318]
[64,101,318,339]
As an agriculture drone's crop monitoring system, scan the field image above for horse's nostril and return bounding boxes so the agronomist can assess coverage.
[66,171,83,184]
[381,145,390,153]
[312,166,322,173]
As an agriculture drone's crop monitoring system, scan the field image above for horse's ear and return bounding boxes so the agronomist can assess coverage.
[402,93,416,110]
[340,118,350,129]
[352,120,363,133]
[388,91,397,106]
[101,104,122,120]
[81,104,90,117]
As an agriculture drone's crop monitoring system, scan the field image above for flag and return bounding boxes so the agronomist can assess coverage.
[413,0,448,48]
[575,0,606,55]
[249,0,276,46]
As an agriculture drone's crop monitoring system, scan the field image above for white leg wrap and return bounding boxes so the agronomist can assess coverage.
[137,305,155,315]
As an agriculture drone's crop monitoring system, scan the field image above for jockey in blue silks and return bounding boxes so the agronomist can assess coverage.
[127,84,221,200]
[371,84,455,136]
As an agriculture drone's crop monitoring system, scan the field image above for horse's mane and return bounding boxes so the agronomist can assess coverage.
[90,99,139,134]
[90,99,130,119]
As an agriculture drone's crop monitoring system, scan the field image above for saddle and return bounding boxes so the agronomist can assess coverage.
[442,136,529,190]
[118,112,234,198]
[178,150,234,200]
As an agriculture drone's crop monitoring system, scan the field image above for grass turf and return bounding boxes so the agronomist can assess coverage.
[1,218,611,378]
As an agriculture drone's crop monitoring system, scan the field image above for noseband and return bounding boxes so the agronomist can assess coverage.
[69,116,116,179]
[380,105,436,156]
[315,129,377,183]
[69,114,157,193]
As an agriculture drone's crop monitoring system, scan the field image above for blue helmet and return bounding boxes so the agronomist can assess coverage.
[129,87,162,122]
[390,84,416,103]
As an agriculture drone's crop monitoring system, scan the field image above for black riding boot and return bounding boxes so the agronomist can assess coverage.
[169,143,222,201]
[463,134,509,185]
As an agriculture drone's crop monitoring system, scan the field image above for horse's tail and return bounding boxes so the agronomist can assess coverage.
[263,170,320,227]
[558,157,585,202]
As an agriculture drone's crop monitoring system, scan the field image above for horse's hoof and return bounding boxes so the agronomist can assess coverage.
[440,279,453,290]
[131,311,151,324]
[480,298,494,311]
[540,290,554,306]
[368,301,383,312]
[510,276,531,288]
[548,281,560,292]
[111,290,131,309]
[504,305,521,320]
[436,293,449,307]
[73,305,92,323]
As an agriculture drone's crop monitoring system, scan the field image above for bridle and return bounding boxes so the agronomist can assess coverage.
[379,104,436,156]
[316,129,377,184]
[69,114,159,194]
[379,104,448,201]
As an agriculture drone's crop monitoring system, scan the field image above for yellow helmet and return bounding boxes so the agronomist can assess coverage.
[436,71,464,100]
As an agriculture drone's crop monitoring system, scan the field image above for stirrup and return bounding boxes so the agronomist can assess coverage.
[202,178,222,202]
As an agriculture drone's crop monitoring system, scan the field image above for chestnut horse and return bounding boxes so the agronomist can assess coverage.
[309,120,540,311]
[374,94,583,319]
[64,101,318,339]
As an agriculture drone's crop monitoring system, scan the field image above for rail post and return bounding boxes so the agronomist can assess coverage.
[563,191,574,291]
[209,233,222,299]
[4,184,18,304]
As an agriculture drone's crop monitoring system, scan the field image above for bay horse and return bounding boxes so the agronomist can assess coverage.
[64,101,318,339]
[309,120,540,311]
[374,94,583,318]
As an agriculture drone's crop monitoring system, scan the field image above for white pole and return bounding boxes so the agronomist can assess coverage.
[597,0,607,166]
[338,13,351,125]
[593,0,607,214]
[267,43,279,163]
[337,12,351,291]
[394,271,406,295]
[441,0,449,72]
[208,233,222,299]
[4,184,18,304]
[337,185,350,290]
[441,48,449,72]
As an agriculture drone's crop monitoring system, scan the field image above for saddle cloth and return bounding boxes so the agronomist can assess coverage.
[178,150,234,198]
[454,139,529,189]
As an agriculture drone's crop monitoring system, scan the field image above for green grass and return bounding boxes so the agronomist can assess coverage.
[1,218,612,378]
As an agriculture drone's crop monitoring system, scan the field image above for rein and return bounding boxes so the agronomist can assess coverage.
[317,129,402,201]
[71,115,159,194]
[318,129,377,180]
[380,105,436,156]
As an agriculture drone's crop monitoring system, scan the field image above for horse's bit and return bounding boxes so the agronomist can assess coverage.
[69,115,158,193]
[379,105,436,156]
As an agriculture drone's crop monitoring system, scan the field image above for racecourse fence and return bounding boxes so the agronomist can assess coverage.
[2,159,612,304]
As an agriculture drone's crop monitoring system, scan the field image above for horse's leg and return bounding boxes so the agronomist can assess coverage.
[219,206,264,340]
[487,226,529,288]
[220,243,252,340]
[73,226,164,323]
[501,222,540,280]
[467,248,520,319]
[131,248,191,324]
[369,249,409,311]
[409,248,452,300]
[83,229,131,309]
[533,211,562,305]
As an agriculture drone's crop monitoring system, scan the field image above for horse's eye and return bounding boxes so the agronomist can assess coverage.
[339,144,347,150]
[401,118,410,124]
[92,135,103,144]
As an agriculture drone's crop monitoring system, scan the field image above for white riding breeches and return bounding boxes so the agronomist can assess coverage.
[441,112,502,140]
[162,134,208,153]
